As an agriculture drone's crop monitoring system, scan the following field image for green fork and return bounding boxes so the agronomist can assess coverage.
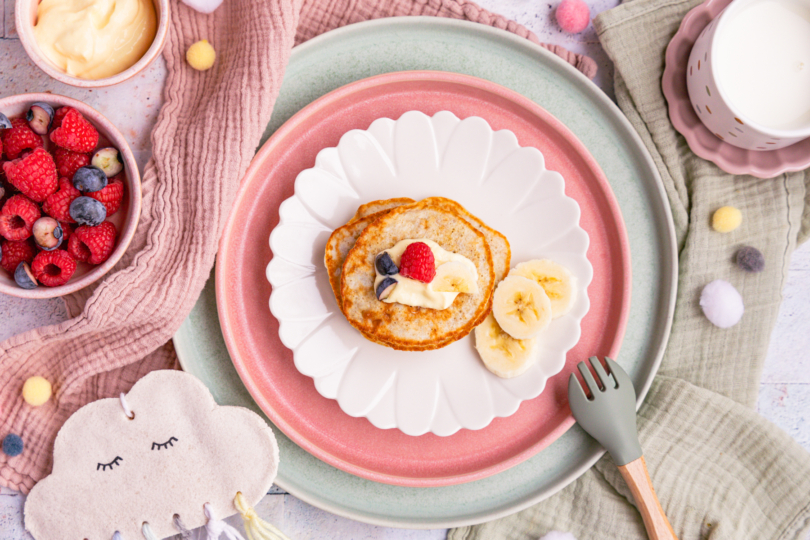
[568,356,678,540]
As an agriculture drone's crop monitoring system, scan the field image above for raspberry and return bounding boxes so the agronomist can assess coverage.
[0,239,35,274]
[60,222,74,243]
[89,176,124,216]
[67,233,91,263]
[1,118,44,159]
[0,195,41,241]
[51,107,70,131]
[72,221,116,265]
[31,250,76,287]
[49,108,99,153]
[53,147,90,180]
[3,148,58,202]
[399,242,436,283]
[42,177,81,222]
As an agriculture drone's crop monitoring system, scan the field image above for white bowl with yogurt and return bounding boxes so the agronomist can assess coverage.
[686,0,810,150]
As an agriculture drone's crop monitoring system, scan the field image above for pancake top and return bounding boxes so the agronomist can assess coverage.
[324,199,414,307]
[340,199,495,348]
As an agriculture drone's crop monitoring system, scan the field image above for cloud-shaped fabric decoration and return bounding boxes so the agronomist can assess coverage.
[24,370,279,540]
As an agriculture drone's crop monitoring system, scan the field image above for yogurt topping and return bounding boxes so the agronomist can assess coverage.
[374,239,478,310]
[34,0,157,80]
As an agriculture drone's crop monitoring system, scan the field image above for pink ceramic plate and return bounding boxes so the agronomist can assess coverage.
[216,71,631,487]
[662,0,810,178]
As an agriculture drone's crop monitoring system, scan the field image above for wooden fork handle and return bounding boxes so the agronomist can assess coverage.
[617,456,679,540]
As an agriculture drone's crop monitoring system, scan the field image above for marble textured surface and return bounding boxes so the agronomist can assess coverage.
[1,0,809,538]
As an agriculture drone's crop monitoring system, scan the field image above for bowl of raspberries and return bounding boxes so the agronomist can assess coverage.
[0,93,141,298]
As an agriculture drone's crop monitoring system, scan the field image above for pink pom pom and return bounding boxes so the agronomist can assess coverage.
[556,0,590,33]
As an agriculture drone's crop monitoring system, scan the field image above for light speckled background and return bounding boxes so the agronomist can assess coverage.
[1,0,808,538]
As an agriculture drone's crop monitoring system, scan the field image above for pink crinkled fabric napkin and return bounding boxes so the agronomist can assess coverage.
[0,0,596,492]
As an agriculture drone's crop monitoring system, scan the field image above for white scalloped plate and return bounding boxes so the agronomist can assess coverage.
[266,110,591,436]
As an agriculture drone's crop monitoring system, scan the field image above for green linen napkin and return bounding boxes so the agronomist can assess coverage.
[449,0,810,538]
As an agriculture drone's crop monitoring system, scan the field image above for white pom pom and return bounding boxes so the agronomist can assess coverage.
[181,0,223,14]
[700,279,744,328]
[539,532,578,540]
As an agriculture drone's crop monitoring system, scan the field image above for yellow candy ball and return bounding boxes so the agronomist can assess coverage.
[186,40,216,71]
[712,206,742,233]
[22,376,52,407]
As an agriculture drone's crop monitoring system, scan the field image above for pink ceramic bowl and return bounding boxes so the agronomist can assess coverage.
[0,93,142,298]
[15,0,169,88]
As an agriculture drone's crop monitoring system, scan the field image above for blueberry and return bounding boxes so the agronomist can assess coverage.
[2,434,23,457]
[0,113,11,130]
[736,246,765,273]
[26,102,54,135]
[33,217,63,251]
[15,262,37,289]
[69,196,107,226]
[91,147,124,177]
[72,166,108,193]
[376,277,398,300]
[375,252,398,275]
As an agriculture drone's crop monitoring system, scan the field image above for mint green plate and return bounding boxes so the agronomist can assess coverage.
[174,17,677,529]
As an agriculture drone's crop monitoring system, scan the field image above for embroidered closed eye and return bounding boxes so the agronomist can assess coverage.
[151,436,178,450]
[97,456,123,471]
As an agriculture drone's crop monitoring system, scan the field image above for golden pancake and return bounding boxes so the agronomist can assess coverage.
[350,197,415,223]
[340,199,495,350]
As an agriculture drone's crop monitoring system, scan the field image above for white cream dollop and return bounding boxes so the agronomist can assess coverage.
[374,239,478,310]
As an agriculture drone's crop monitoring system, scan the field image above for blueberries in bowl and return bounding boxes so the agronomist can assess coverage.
[69,196,107,226]
[91,148,124,177]
[26,102,55,135]
[33,217,63,251]
[15,262,37,289]
[73,166,108,193]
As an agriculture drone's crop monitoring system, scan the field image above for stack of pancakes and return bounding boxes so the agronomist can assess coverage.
[324,197,511,351]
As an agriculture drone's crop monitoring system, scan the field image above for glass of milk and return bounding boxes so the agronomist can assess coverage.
[686,0,810,150]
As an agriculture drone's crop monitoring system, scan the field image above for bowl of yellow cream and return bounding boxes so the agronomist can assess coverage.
[16,0,169,87]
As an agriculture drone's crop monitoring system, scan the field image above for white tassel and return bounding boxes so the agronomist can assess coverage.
[233,492,290,540]
[204,503,245,540]
[141,523,159,540]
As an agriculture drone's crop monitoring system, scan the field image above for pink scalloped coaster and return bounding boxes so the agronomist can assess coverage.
[215,71,631,487]
[662,0,810,178]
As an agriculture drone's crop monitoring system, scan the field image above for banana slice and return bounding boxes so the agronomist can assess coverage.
[509,259,576,319]
[431,261,479,294]
[492,275,552,339]
[475,314,538,378]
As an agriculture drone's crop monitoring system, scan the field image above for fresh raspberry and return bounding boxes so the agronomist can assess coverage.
[0,239,35,274]
[31,249,76,287]
[51,107,71,131]
[89,176,124,216]
[53,147,90,180]
[60,221,74,243]
[67,233,91,262]
[49,108,98,153]
[3,148,58,202]
[399,242,436,283]
[0,195,41,241]
[1,118,44,159]
[72,221,116,265]
[42,177,80,222]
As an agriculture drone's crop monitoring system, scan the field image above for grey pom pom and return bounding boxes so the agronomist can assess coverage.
[736,246,764,273]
